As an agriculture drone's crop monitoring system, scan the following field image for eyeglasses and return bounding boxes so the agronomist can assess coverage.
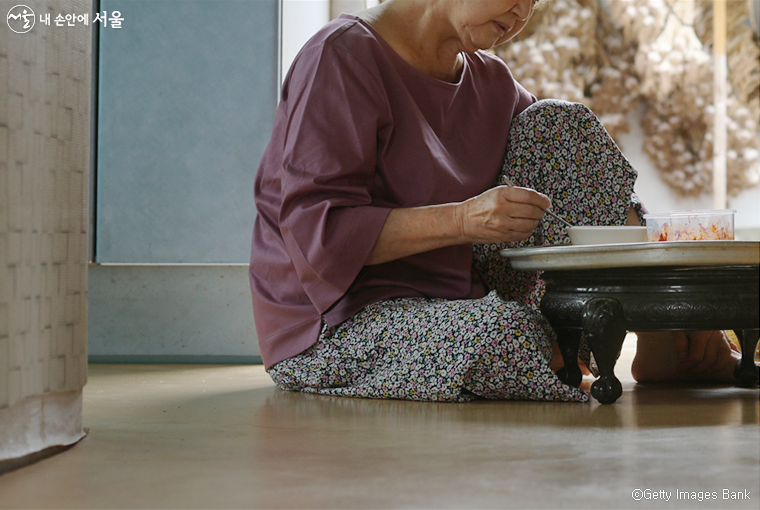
[515,0,541,22]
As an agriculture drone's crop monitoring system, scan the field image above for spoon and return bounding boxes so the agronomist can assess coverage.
[502,178,574,229]
[542,207,574,229]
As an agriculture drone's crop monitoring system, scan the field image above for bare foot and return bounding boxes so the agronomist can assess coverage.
[631,331,741,384]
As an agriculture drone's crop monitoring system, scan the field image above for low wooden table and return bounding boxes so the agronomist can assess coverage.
[501,241,760,404]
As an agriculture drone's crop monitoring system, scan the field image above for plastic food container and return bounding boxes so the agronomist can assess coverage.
[644,210,736,241]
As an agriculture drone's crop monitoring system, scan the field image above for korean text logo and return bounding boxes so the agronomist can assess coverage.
[7,5,35,33]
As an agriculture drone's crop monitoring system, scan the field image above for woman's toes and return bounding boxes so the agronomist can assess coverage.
[631,331,741,384]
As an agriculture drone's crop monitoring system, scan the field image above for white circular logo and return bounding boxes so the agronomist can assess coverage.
[7,5,35,33]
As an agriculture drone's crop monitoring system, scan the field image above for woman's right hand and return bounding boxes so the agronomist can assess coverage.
[456,185,552,244]
[366,185,551,265]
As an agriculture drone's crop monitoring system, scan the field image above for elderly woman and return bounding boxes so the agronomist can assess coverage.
[250,0,740,402]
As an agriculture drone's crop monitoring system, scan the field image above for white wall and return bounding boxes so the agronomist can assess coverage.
[282,0,331,83]
[281,1,379,82]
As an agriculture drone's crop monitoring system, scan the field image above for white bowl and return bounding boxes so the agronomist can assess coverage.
[567,226,648,245]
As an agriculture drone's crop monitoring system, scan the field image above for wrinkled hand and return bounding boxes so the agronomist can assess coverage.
[456,185,552,244]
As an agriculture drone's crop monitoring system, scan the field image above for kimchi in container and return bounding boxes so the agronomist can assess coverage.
[644,210,736,241]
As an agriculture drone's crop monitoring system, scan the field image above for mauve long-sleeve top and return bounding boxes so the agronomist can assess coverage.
[250,14,536,369]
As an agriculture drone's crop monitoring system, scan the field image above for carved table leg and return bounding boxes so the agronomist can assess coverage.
[582,297,627,404]
[734,328,760,387]
[554,329,583,388]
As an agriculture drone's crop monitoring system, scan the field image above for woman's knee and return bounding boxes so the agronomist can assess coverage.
[523,98,593,119]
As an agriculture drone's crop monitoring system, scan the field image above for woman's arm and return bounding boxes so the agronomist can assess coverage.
[365,185,552,265]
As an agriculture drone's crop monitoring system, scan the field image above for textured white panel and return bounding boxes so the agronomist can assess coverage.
[0,391,85,462]
[1,0,90,460]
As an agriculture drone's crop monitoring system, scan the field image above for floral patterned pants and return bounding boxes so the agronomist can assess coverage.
[269,100,644,402]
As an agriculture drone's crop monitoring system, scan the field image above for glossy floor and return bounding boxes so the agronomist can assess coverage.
[0,337,758,509]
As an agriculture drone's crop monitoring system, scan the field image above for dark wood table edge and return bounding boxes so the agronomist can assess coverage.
[539,265,760,404]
